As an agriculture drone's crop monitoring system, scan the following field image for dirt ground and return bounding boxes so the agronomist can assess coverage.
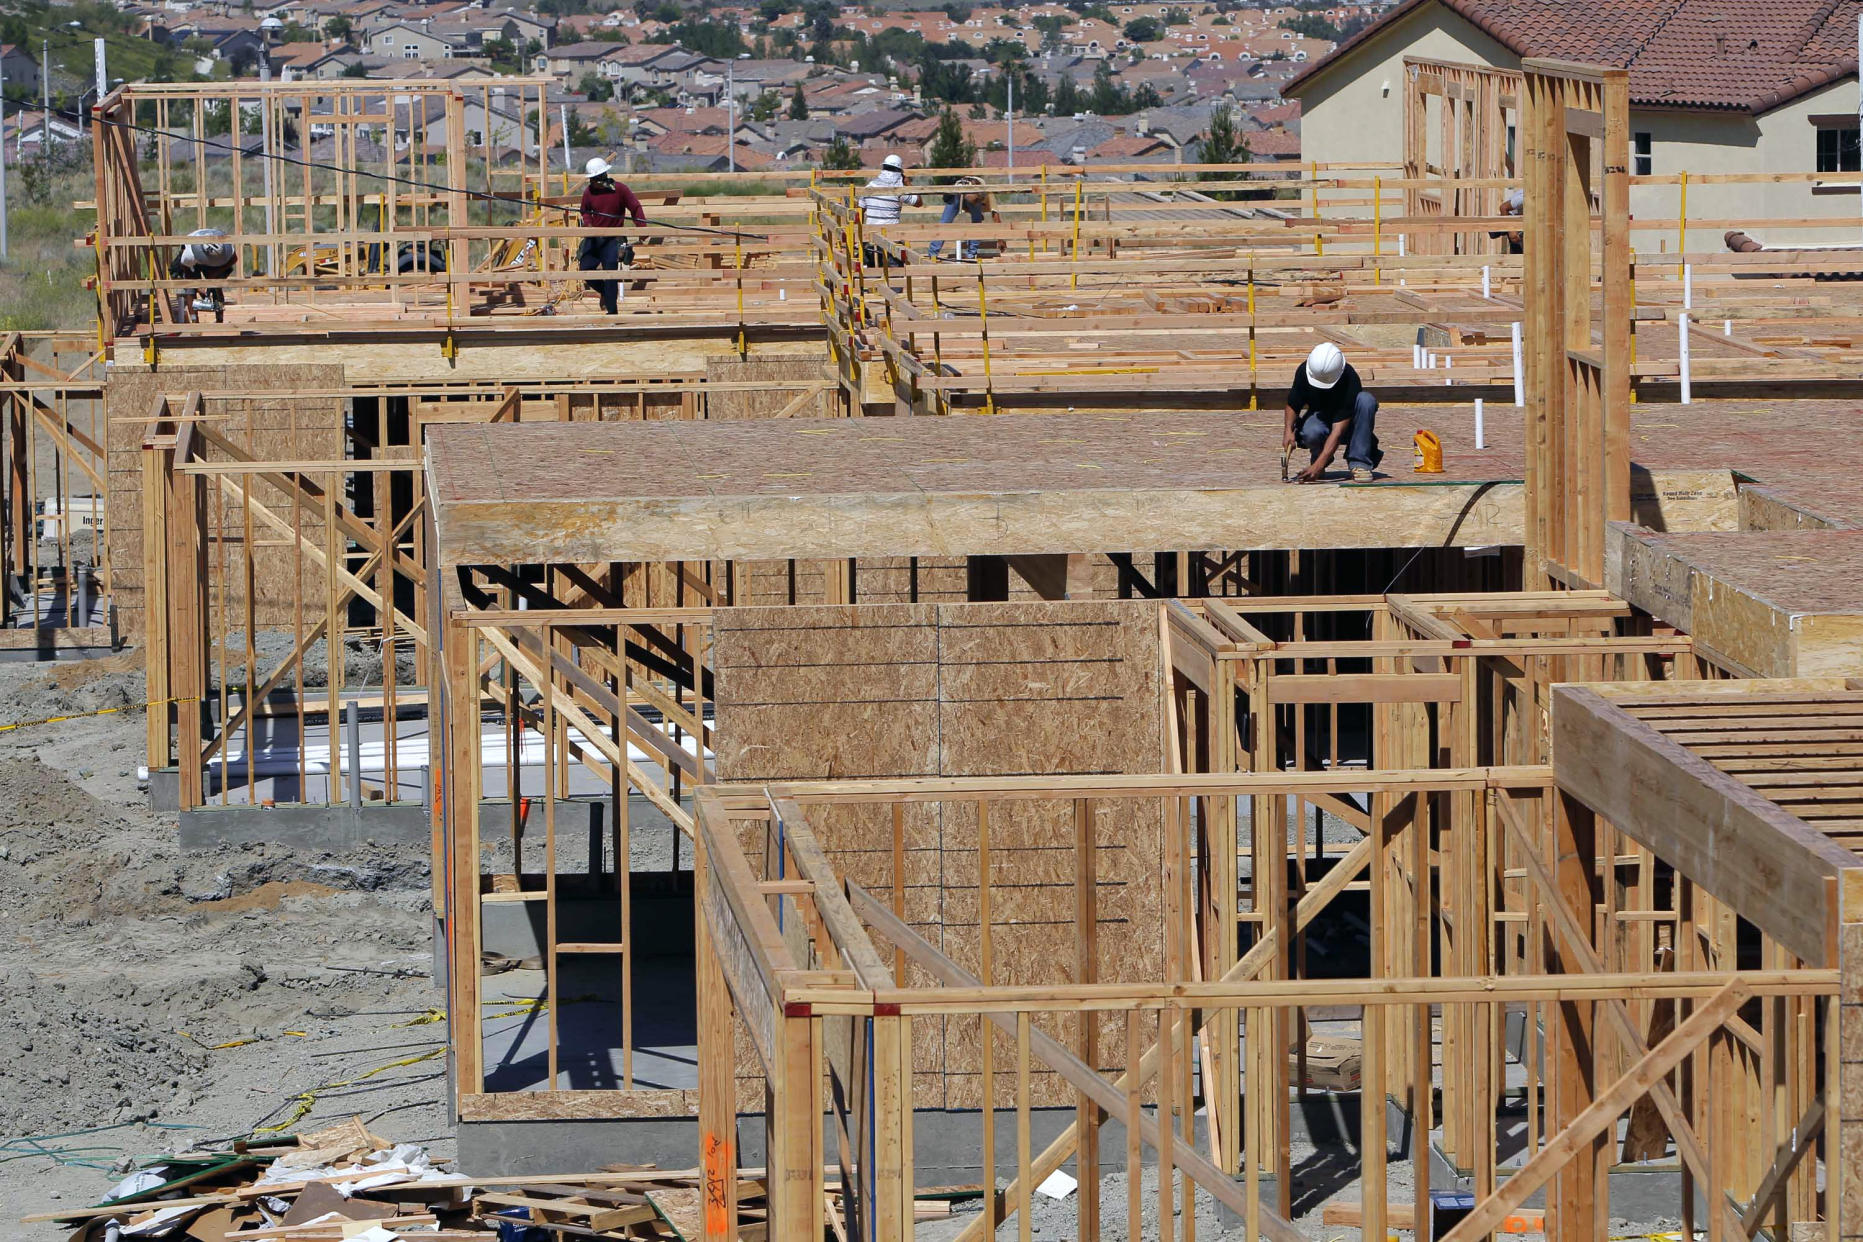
[0,652,449,1234]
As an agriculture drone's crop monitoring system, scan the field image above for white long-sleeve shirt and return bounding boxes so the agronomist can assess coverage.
[858,169,921,225]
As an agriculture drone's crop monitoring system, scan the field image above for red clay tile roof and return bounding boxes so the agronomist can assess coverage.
[1247,128,1303,156]
[1287,0,1862,114]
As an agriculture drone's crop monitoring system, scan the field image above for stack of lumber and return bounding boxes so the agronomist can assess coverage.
[23,1117,770,1240]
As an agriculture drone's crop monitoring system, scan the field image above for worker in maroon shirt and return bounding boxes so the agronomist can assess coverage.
[578,156,646,314]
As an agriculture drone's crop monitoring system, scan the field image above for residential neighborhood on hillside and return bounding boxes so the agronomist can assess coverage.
[0,0,1402,171]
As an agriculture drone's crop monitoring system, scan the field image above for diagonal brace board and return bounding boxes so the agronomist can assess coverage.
[956,821,1381,1234]
[476,624,694,835]
[199,498,427,766]
[1438,979,1749,1242]
[1490,789,1747,1242]
[848,881,1307,1242]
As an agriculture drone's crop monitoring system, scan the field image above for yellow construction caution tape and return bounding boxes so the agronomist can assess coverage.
[179,1029,311,1050]
[0,694,200,736]
[179,1032,264,1050]
[255,1047,448,1134]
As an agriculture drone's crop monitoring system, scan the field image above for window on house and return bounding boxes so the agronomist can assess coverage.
[404,44,419,56]
[1817,125,1860,173]
[1632,131,1652,176]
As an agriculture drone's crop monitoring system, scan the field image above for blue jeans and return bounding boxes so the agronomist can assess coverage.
[1296,390,1383,471]
[926,198,984,259]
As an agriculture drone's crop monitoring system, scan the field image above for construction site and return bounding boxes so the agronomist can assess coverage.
[3,52,1862,1242]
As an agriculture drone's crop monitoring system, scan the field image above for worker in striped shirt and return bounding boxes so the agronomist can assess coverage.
[857,154,922,268]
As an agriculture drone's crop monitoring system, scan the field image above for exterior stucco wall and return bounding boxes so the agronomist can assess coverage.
[1631,78,1863,247]
[1293,4,1518,171]
[1297,0,1863,247]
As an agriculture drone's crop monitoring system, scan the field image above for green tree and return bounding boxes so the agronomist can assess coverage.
[1032,13,1070,51]
[1088,62,1130,113]
[323,14,352,41]
[651,19,747,56]
[925,105,975,172]
[1198,101,1249,197]
[750,89,781,121]
[1122,15,1161,41]
[482,36,520,69]
[578,71,614,100]
[1053,73,1082,115]
[1164,6,1191,24]
[821,135,862,170]
[789,84,809,119]
[1279,12,1341,39]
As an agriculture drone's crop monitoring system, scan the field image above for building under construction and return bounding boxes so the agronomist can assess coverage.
[16,59,1863,1242]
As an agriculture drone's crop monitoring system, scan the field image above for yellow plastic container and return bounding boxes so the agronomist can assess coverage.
[1414,429,1444,473]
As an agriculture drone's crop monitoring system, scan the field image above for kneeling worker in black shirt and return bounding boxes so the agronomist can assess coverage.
[1283,343,1383,484]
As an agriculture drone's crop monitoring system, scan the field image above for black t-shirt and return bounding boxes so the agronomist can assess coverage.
[1287,361,1362,422]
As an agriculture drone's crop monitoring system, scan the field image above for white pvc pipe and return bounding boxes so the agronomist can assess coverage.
[1683,264,1692,309]
[1474,398,1485,449]
[1482,265,1491,299]
[1679,312,1692,405]
[1511,322,1523,407]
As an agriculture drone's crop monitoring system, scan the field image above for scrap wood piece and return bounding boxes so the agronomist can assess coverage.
[290,1116,392,1162]
[181,1204,260,1242]
[37,1155,263,1224]
[1321,1202,1544,1232]
[277,1183,397,1226]
[644,1187,704,1239]
[472,1189,656,1232]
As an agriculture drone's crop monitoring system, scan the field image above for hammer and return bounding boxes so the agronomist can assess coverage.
[1280,445,1291,482]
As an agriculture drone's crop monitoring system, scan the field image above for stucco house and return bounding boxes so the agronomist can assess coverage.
[1285,0,1863,242]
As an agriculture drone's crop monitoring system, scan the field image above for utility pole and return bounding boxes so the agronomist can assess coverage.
[1,59,9,260]
[1006,72,1014,174]
[92,38,105,171]
[41,38,50,157]
[727,59,735,174]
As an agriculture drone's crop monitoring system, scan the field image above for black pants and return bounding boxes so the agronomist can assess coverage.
[579,236,621,314]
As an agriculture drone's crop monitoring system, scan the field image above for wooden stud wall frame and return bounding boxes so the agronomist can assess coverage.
[1521,60,1631,589]
[429,586,1714,1135]
[0,331,111,641]
[692,760,1852,1242]
[1403,58,1522,256]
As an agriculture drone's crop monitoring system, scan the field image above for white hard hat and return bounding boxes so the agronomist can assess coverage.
[1305,342,1346,389]
[181,228,234,269]
[584,156,613,178]
[881,153,904,170]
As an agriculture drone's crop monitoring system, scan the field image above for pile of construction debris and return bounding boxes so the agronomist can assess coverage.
[26,1116,762,1239]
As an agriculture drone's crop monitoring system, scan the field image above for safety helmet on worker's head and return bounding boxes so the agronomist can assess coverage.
[881,153,904,171]
[1305,342,1347,390]
[584,156,614,178]
[180,227,235,270]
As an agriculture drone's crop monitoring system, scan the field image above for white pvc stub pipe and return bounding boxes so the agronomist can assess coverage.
[1482,265,1491,299]
[1683,264,1692,309]
[1511,322,1523,407]
[1475,398,1485,449]
[1679,312,1692,405]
